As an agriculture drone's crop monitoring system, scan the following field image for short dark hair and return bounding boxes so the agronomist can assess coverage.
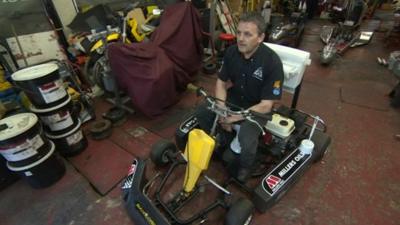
[239,12,266,35]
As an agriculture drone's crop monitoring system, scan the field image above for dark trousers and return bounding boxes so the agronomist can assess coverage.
[306,0,318,19]
[194,103,267,169]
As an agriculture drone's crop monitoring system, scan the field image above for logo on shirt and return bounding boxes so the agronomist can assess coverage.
[218,61,224,73]
[252,67,263,80]
[273,80,281,88]
[272,80,281,96]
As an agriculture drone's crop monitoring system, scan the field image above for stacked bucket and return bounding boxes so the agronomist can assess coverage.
[0,62,88,188]
[13,62,88,156]
[0,113,64,188]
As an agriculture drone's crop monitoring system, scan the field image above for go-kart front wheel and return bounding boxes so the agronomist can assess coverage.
[225,198,254,225]
[311,129,331,163]
[150,139,177,167]
[320,50,336,66]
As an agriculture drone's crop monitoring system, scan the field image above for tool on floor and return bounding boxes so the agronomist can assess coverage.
[89,119,112,140]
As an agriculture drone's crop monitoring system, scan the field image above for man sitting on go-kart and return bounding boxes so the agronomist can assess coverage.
[195,12,284,183]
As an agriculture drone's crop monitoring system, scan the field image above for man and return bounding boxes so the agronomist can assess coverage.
[195,12,284,182]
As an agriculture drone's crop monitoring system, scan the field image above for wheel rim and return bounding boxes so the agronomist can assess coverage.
[161,149,171,163]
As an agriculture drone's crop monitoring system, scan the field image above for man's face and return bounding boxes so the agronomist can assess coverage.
[236,21,265,56]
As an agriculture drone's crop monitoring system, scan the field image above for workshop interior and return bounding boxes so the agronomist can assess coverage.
[0,0,399,225]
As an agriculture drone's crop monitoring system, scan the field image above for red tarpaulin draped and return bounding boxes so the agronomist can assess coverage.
[108,2,203,117]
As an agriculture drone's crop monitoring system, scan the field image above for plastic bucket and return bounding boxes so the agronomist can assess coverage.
[30,95,78,135]
[46,120,88,157]
[0,113,52,167]
[11,63,68,109]
[7,141,66,189]
[0,156,19,191]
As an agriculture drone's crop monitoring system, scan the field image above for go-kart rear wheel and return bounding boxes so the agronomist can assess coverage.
[224,198,254,225]
[311,129,331,163]
[150,139,177,167]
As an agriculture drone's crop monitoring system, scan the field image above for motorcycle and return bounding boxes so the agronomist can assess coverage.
[319,0,373,65]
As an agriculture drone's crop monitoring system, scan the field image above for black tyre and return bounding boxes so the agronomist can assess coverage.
[389,83,400,108]
[150,139,177,167]
[89,119,112,140]
[202,62,217,75]
[294,28,304,48]
[83,53,103,87]
[225,198,254,225]
[311,129,331,162]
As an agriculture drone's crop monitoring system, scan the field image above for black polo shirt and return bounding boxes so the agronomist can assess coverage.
[218,44,284,109]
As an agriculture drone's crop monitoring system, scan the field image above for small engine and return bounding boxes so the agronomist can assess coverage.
[265,114,295,139]
[263,113,297,157]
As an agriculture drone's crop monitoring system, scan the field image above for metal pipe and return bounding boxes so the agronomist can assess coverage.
[10,24,28,67]
[204,175,231,195]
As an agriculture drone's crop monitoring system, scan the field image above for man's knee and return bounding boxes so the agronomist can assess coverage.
[238,134,255,148]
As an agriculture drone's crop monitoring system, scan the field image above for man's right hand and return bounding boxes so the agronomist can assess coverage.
[219,117,233,132]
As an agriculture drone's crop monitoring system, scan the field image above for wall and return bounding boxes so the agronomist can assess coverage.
[52,0,78,38]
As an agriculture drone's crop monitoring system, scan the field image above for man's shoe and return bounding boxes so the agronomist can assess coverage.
[236,168,251,183]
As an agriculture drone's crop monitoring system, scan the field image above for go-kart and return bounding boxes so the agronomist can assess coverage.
[268,11,306,48]
[319,21,373,65]
[267,0,307,48]
[319,0,373,65]
[121,87,331,225]
[268,0,307,48]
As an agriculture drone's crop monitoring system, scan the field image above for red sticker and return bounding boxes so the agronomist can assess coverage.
[266,175,281,189]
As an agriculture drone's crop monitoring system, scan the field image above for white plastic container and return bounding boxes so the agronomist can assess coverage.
[265,114,295,139]
[264,42,312,93]
[299,139,314,155]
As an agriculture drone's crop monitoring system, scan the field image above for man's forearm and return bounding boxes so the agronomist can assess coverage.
[248,100,274,114]
[225,100,274,124]
[215,79,227,105]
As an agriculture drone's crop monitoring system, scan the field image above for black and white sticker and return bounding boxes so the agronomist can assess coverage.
[38,79,67,103]
[179,116,198,134]
[122,159,138,190]
[24,171,33,176]
[0,135,44,161]
[41,111,74,131]
[66,130,83,145]
[262,149,311,196]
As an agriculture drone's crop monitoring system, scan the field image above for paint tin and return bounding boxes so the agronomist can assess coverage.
[11,63,68,109]
[0,113,51,167]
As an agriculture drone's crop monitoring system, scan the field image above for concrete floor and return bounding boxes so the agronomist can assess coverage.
[1,12,400,225]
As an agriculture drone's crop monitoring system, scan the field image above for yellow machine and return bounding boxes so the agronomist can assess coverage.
[126,6,160,42]
[73,7,158,54]
[89,32,123,53]
[0,66,12,92]
[182,129,215,193]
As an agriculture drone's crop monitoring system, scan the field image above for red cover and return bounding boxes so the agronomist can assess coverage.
[108,2,203,117]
